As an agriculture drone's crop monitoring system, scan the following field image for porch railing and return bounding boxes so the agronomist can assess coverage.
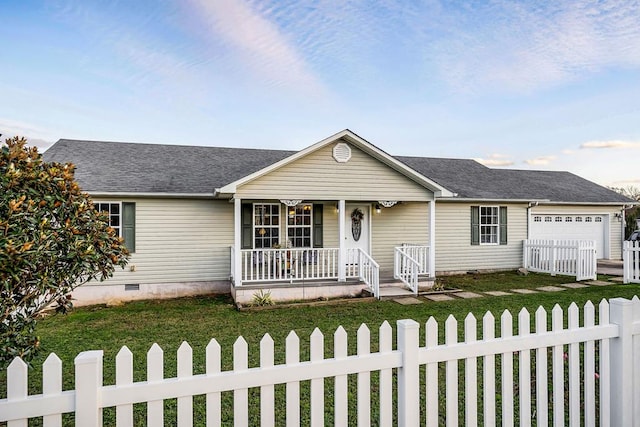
[398,243,430,275]
[394,247,420,295]
[240,248,340,283]
[351,249,380,299]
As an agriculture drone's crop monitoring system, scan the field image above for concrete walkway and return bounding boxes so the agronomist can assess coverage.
[393,277,622,305]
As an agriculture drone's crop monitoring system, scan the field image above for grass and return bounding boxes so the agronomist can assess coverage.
[1,271,639,425]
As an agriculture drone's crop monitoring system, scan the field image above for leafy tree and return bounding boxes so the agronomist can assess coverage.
[610,185,640,238]
[1,137,129,366]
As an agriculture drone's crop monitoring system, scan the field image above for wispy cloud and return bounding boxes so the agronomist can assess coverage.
[183,0,324,94]
[474,153,514,167]
[524,155,557,166]
[429,1,640,92]
[580,140,640,149]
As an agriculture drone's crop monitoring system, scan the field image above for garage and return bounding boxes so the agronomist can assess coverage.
[531,214,607,259]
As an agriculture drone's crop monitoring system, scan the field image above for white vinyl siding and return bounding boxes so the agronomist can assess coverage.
[531,205,623,260]
[235,142,432,201]
[436,202,527,272]
[372,202,430,272]
[89,198,234,286]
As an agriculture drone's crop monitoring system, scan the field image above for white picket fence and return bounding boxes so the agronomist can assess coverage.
[2,297,640,426]
[523,239,597,281]
[624,241,640,284]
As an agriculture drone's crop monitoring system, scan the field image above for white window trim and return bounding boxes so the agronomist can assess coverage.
[286,203,313,248]
[253,203,281,249]
[479,206,500,246]
[94,201,122,237]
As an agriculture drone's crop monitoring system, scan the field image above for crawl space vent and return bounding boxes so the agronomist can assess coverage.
[332,142,352,163]
[124,284,140,291]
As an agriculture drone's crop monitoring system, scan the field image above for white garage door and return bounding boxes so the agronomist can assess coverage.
[531,214,605,258]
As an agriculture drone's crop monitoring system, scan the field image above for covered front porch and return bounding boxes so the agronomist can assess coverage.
[229,198,435,301]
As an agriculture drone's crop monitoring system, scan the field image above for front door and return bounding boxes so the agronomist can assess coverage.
[345,204,370,266]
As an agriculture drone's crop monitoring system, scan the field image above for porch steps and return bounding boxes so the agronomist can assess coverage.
[367,277,436,299]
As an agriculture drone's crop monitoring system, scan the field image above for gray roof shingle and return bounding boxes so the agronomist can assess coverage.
[42,139,632,203]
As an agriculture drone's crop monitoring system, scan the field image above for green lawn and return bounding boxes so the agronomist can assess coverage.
[2,272,639,425]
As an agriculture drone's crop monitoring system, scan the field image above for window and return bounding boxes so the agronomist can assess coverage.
[533,216,542,222]
[555,216,562,222]
[253,204,280,248]
[94,202,121,236]
[545,216,552,222]
[93,201,135,252]
[595,216,602,222]
[472,206,507,246]
[480,207,499,244]
[287,204,312,248]
[565,217,573,222]
[575,217,583,222]
[585,216,593,222]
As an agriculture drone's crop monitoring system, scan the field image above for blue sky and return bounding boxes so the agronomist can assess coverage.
[1,0,639,187]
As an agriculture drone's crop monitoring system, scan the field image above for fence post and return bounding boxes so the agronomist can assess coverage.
[397,319,420,427]
[550,240,557,276]
[623,241,629,284]
[609,298,633,426]
[75,350,103,427]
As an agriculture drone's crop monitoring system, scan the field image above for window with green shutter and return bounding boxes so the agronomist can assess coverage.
[471,205,507,246]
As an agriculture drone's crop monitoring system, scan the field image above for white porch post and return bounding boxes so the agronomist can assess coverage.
[234,197,242,287]
[429,198,436,278]
[338,199,346,282]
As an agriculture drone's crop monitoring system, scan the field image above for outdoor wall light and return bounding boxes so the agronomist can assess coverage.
[375,204,381,214]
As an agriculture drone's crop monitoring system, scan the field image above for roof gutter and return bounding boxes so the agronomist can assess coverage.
[87,191,216,199]
[437,197,550,203]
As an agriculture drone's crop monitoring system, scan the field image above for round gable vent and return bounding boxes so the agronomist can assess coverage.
[333,142,352,163]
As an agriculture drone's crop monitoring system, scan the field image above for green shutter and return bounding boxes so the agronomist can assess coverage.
[499,206,508,245]
[241,203,253,249]
[122,202,136,253]
[313,203,323,248]
[471,206,480,245]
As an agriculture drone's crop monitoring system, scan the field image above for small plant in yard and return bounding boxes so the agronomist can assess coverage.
[251,290,274,306]
[432,277,447,291]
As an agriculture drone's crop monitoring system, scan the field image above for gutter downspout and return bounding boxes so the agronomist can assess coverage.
[526,201,539,240]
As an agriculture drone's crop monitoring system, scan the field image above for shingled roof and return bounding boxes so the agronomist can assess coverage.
[43,138,632,203]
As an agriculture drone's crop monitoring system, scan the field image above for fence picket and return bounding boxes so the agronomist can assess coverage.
[357,324,371,427]
[599,300,610,427]
[42,354,62,427]
[115,346,134,427]
[379,321,393,427]
[233,337,249,427]
[310,328,324,427]
[333,327,348,426]
[425,317,439,427]
[260,334,275,427]
[7,358,28,427]
[482,312,496,427]
[518,308,531,427]
[147,344,164,425]
[285,331,300,427]
[206,339,221,427]
[534,307,548,427]
[500,311,515,426]
[464,313,478,427]
[568,304,580,427]
[584,302,596,427]
[177,342,193,427]
[632,296,640,425]
[445,315,459,427]
[551,305,564,427]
